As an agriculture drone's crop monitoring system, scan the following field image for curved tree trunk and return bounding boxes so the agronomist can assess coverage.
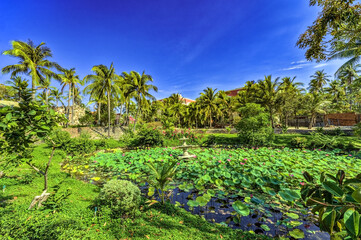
[71,84,75,125]
[31,76,36,100]
[108,90,111,138]
[67,85,71,127]
[308,113,315,129]
[97,102,101,126]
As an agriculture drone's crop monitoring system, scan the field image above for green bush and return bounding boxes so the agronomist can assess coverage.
[203,134,216,146]
[327,127,343,136]
[353,122,361,137]
[135,127,164,147]
[78,111,94,126]
[235,103,274,146]
[290,137,307,148]
[307,132,337,149]
[96,180,141,218]
[46,128,71,148]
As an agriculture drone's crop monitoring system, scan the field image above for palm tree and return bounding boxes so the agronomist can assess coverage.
[330,40,361,74]
[198,87,220,128]
[309,70,330,93]
[84,63,121,137]
[257,75,281,128]
[59,68,80,126]
[279,77,304,126]
[36,76,55,107]
[336,64,360,110]
[2,40,61,100]
[217,90,233,127]
[50,89,65,110]
[306,92,330,129]
[127,71,158,131]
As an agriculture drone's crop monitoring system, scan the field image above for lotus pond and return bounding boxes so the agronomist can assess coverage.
[63,147,360,239]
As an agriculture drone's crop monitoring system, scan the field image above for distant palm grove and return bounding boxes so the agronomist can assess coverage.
[1,39,360,134]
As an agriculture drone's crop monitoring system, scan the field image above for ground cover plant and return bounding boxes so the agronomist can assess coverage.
[65,146,361,239]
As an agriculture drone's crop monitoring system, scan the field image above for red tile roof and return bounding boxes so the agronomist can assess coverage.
[224,88,244,97]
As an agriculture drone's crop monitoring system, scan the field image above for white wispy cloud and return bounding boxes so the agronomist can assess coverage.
[282,64,309,71]
[314,63,328,68]
[291,60,307,65]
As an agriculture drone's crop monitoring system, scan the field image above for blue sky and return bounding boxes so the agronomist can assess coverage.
[0,0,344,104]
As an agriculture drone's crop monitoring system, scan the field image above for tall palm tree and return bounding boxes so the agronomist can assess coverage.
[50,89,65,110]
[84,63,121,137]
[309,70,330,93]
[198,87,220,128]
[59,68,80,126]
[336,64,360,110]
[279,76,304,126]
[127,71,158,131]
[257,75,281,128]
[306,92,330,129]
[2,40,61,100]
[37,76,55,107]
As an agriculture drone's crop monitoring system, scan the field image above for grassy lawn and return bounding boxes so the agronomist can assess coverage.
[0,145,269,240]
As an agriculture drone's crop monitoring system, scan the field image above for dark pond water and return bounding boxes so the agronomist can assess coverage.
[141,186,329,240]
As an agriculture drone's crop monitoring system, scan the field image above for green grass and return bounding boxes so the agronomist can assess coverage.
[0,145,269,240]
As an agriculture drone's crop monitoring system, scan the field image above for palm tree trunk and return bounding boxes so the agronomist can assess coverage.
[71,85,75,125]
[133,103,140,131]
[31,76,36,101]
[67,84,71,127]
[308,113,315,129]
[126,102,129,126]
[98,102,101,126]
[209,110,212,128]
[270,109,274,128]
[108,90,111,138]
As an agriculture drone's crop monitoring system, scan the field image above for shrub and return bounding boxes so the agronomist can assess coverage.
[307,132,337,149]
[203,134,216,146]
[235,103,274,146]
[96,180,141,217]
[315,127,324,134]
[225,127,232,134]
[46,128,71,149]
[135,127,164,147]
[281,124,288,134]
[353,122,361,137]
[290,137,307,148]
[78,111,94,126]
[328,127,343,136]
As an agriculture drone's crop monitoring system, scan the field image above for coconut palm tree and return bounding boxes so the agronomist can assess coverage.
[309,70,330,93]
[84,63,122,137]
[2,40,61,100]
[59,68,80,126]
[126,71,158,131]
[257,75,282,128]
[198,87,220,128]
[306,92,330,129]
[279,77,304,126]
[50,89,65,110]
[336,64,360,110]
